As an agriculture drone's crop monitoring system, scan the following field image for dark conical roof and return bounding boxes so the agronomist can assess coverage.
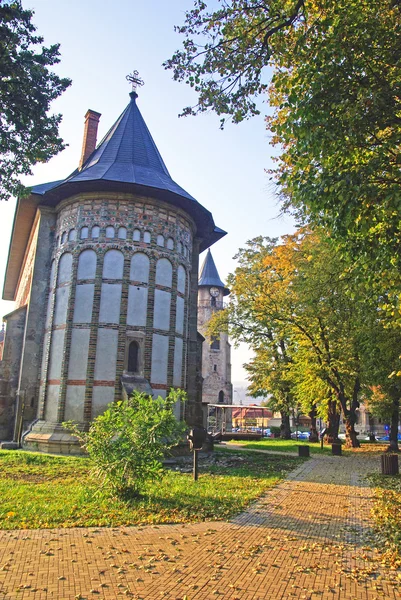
[199,250,230,295]
[30,92,226,252]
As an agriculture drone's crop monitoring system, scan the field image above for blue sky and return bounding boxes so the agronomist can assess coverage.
[0,0,295,384]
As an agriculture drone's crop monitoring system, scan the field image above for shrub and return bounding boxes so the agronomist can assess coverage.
[64,389,186,497]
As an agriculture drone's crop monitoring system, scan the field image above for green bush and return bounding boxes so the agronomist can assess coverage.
[64,389,186,498]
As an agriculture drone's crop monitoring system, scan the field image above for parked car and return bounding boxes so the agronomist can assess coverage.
[291,431,310,439]
[377,434,401,441]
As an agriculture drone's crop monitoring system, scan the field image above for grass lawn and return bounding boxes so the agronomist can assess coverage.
[223,438,392,455]
[0,449,303,530]
[370,472,401,568]
[223,438,332,455]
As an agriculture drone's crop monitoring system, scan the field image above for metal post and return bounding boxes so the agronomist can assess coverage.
[193,449,199,481]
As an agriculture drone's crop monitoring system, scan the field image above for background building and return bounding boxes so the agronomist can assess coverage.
[197,250,232,425]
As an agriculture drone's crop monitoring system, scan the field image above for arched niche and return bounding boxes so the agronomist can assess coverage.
[77,249,97,280]
[106,225,115,239]
[103,249,124,279]
[177,265,186,294]
[155,258,172,288]
[57,252,73,285]
[130,253,149,283]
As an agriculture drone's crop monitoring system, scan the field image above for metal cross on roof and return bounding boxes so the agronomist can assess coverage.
[126,70,144,92]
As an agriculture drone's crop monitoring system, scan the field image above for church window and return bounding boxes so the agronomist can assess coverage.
[80,226,89,239]
[106,226,115,238]
[118,227,127,239]
[91,225,100,239]
[130,253,150,283]
[218,391,224,403]
[157,234,165,247]
[210,336,220,350]
[133,229,141,241]
[143,231,151,243]
[103,249,124,279]
[167,237,174,250]
[155,258,172,287]
[183,245,188,257]
[177,241,183,254]
[61,231,67,244]
[127,341,139,373]
[68,229,76,241]
[214,364,217,372]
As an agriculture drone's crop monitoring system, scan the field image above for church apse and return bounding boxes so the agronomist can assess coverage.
[0,79,226,453]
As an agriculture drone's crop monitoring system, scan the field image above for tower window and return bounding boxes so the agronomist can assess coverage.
[210,336,220,350]
[218,391,224,403]
[214,364,217,372]
[128,341,139,373]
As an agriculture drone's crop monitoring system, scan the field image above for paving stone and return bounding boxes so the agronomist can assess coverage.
[0,454,399,599]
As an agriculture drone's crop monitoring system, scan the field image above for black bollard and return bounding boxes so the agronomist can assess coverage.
[332,443,342,456]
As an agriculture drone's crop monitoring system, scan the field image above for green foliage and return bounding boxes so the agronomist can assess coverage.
[0,1,71,200]
[64,390,187,498]
[166,1,401,315]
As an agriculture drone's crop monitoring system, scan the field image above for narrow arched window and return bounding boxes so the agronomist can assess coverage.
[68,229,76,241]
[133,229,141,242]
[218,391,224,404]
[80,226,89,239]
[143,231,151,243]
[91,225,100,239]
[157,234,164,247]
[118,227,127,239]
[128,341,139,373]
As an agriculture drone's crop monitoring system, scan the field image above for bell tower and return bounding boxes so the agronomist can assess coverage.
[197,250,232,425]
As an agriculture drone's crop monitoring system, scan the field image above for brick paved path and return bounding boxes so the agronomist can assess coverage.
[0,454,400,600]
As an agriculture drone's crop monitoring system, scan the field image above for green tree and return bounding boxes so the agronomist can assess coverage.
[211,229,378,447]
[362,327,401,452]
[0,1,71,200]
[166,1,401,301]
[64,390,186,498]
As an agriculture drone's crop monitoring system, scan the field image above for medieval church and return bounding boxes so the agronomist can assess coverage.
[0,85,232,454]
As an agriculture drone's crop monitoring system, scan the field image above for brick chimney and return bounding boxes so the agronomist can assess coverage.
[79,109,101,170]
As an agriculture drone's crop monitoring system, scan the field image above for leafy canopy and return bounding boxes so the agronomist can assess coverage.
[0,1,71,200]
[166,0,401,278]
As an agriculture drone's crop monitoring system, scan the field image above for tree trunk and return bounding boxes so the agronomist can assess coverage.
[280,412,291,439]
[387,387,400,453]
[344,414,360,448]
[309,405,319,442]
[326,397,340,443]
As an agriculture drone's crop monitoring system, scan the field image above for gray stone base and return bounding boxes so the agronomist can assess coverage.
[22,420,84,455]
[0,441,20,450]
